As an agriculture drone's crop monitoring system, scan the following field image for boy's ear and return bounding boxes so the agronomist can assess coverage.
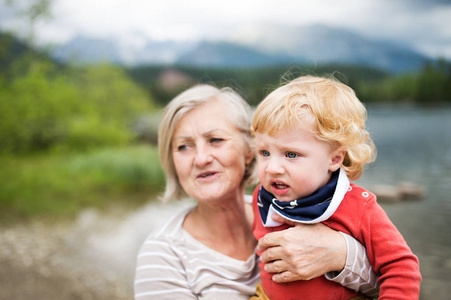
[329,147,346,172]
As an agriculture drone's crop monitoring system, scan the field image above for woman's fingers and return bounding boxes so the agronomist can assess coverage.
[271,271,304,283]
[258,220,322,252]
[264,259,289,274]
[264,260,316,282]
[259,246,285,263]
[257,219,347,282]
[257,230,285,252]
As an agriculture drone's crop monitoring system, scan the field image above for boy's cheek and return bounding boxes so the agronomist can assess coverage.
[256,168,266,181]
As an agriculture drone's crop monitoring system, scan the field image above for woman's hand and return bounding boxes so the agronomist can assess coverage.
[257,214,347,283]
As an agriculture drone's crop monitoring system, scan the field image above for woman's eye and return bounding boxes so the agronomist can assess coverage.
[210,138,224,144]
[286,152,298,158]
[177,145,187,151]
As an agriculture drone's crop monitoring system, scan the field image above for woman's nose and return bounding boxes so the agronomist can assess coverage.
[194,145,213,166]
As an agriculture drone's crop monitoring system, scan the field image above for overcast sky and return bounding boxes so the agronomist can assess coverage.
[1,0,450,58]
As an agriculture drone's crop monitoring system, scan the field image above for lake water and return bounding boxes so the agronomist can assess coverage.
[357,105,451,300]
[1,105,450,299]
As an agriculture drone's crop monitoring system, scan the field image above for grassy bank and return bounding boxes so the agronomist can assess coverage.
[0,145,165,223]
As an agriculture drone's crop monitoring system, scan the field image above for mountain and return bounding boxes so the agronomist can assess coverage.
[52,35,197,65]
[228,24,427,74]
[175,41,293,68]
[52,36,122,64]
[50,24,430,74]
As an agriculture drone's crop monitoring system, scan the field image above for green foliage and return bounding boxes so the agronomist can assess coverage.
[0,62,78,152]
[67,145,164,190]
[0,31,165,222]
[0,59,157,153]
[0,145,165,222]
[414,59,451,103]
[357,59,451,103]
[357,73,418,102]
[56,64,158,151]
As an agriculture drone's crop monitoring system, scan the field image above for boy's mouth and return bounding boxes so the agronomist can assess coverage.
[273,182,289,190]
[270,181,290,197]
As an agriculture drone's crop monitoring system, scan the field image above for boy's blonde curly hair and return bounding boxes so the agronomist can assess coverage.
[252,75,376,180]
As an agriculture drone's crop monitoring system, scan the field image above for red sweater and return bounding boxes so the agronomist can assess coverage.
[252,183,421,300]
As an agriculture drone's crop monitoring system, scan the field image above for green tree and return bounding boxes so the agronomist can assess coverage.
[61,64,158,151]
[414,59,451,103]
[0,62,157,154]
[0,62,79,152]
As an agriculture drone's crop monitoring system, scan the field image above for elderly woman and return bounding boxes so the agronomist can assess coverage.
[134,85,379,299]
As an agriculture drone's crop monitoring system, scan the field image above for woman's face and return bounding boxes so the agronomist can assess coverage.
[172,100,254,203]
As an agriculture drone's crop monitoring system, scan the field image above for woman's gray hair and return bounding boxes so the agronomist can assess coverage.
[158,84,257,202]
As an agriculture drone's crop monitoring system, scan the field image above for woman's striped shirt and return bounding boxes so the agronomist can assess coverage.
[134,206,379,299]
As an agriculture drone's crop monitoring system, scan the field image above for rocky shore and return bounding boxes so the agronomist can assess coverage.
[0,218,131,300]
[1,195,450,299]
[0,200,194,300]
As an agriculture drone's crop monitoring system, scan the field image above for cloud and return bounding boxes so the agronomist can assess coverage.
[1,0,450,58]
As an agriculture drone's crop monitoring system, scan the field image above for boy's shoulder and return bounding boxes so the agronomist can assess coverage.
[340,183,377,211]
[348,183,376,199]
[326,183,379,233]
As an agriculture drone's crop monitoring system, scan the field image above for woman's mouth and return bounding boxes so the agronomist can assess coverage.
[197,171,218,180]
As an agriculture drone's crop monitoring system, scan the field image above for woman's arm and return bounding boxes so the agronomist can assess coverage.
[257,214,380,298]
[325,232,379,299]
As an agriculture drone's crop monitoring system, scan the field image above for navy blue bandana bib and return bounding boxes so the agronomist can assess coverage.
[257,168,350,227]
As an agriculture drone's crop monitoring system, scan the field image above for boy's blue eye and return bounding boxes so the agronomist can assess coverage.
[286,152,298,158]
[261,150,270,157]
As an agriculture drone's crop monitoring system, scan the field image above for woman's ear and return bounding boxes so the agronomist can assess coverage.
[245,148,255,165]
[329,146,346,172]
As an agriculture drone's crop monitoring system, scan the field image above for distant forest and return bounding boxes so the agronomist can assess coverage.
[126,60,451,107]
[1,30,451,154]
[127,64,387,107]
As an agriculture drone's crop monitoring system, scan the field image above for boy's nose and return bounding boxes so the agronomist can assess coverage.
[266,157,284,174]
